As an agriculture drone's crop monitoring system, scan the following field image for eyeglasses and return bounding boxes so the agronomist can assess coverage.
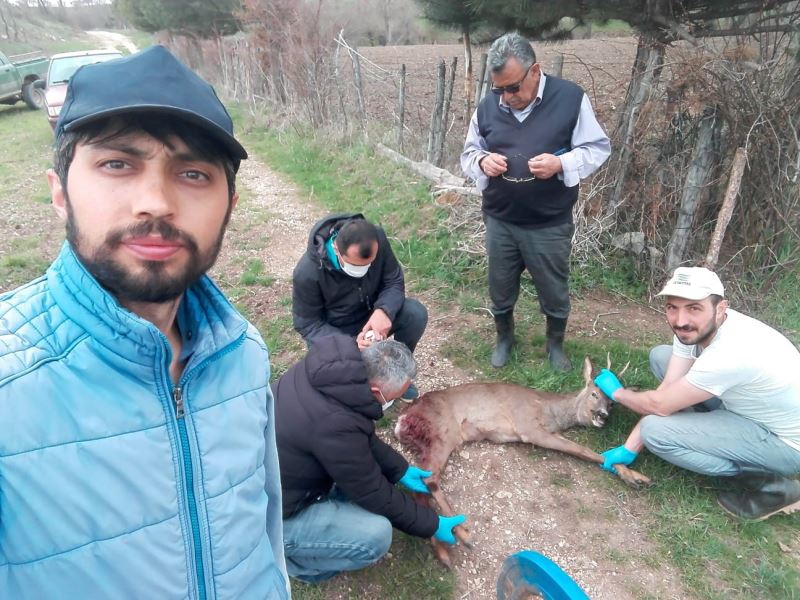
[491,66,532,95]
[500,153,536,183]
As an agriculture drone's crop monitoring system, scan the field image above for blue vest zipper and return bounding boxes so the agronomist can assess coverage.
[173,385,207,600]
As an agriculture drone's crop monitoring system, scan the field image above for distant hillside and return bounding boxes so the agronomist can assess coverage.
[0,3,148,57]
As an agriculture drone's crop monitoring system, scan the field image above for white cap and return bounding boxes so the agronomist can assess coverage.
[656,267,724,300]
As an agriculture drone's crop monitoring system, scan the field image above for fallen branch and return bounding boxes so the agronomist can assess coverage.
[376,143,470,189]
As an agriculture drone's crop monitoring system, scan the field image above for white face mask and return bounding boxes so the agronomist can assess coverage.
[377,388,394,413]
[341,260,371,278]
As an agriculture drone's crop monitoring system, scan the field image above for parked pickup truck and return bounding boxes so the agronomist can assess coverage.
[0,50,48,109]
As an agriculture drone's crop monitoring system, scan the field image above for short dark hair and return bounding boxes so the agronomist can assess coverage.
[53,113,237,202]
[335,219,378,259]
[488,32,537,73]
[709,294,724,307]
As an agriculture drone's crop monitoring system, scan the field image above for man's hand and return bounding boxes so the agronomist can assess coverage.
[599,445,638,475]
[362,308,392,339]
[528,153,563,179]
[356,329,384,350]
[594,368,624,401]
[399,465,432,494]
[434,514,467,545]
[480,153,508,177]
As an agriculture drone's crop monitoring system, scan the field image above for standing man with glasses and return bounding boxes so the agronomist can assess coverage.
[461,32,611,371]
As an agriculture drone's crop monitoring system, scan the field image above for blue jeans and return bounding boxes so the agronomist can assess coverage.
[640,345,800,477]
[283,494,393,583]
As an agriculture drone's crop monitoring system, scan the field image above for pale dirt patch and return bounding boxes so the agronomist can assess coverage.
[231,157,689,599]
[85,30,139,53]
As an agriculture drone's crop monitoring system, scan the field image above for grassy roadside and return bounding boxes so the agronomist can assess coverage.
[239,121,800,599]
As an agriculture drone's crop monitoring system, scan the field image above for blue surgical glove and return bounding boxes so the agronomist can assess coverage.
[594,368,624,401]
[599,445,638,475]
[399,465,432,494]
[434,514,467,544]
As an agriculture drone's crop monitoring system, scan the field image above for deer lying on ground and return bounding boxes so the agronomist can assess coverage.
[394,357,651,567]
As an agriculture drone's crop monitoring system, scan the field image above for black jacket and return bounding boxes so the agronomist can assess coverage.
[292,212,405,343]
[272,334,438,538]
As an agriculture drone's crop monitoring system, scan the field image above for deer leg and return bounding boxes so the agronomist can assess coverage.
[427,480,472,548]
[526,432,652,487]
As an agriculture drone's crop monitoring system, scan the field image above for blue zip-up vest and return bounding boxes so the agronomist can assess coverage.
[0,243,289,599]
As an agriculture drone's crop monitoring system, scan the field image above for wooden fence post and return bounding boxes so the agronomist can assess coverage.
[704,147,747,269]
[348,42,367,135]
[434,56,458,167]
[334,31,349,132]
[427,59,446,164]
[551,53,564,77]
[397,63,406,153]
[474,52,487,107]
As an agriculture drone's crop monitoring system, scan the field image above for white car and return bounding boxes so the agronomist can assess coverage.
[44,49,123,129]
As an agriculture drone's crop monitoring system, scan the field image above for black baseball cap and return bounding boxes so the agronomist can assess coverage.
[56,45,247,169]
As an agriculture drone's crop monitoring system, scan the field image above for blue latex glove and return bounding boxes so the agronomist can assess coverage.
[599,445,638,475]
[594,368,624,401]
[434,514,467,544]
[399,465,432,494]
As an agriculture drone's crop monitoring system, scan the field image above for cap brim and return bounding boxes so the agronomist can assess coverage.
[63,104,248,162]
[655,284,713,300]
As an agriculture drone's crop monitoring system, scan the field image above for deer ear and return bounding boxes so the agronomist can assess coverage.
[583,357,592,384]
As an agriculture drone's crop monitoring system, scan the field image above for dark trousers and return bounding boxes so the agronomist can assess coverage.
[336,298,428,352]
[484,214,573,319]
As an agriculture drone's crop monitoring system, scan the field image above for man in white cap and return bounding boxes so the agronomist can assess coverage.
[592,267,800,521]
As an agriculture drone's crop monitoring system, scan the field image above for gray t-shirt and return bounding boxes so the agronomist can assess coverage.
[673,309,800,451]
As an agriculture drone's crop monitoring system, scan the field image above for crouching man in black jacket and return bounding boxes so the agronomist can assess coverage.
[292,213,427,399]
[272,335,466,583]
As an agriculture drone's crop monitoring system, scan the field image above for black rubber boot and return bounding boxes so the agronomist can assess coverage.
[717,474,800,521]
[491,311,514,368]
[545,316,572,373]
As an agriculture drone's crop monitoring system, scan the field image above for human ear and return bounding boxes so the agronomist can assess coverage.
[47,169,68,221]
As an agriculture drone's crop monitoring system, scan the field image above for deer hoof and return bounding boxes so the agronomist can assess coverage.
[616,465,653,488]
[455,525,473,549]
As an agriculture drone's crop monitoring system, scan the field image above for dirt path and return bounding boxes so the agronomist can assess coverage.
[228,157,689,599]
[85,30,139,53]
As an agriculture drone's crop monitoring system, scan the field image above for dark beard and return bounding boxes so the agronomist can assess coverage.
[65,198,230,304]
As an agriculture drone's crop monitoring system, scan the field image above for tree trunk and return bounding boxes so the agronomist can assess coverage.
[666,107,720,270]
[606,34,666,214]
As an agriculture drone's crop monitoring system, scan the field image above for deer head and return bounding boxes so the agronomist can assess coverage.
[573,357,611,428]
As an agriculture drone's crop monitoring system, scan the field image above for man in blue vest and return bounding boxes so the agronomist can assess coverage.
[461,32,611,371]
[0,46,288,598]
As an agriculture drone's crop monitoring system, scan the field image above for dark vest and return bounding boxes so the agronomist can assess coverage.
[477,75,583,228]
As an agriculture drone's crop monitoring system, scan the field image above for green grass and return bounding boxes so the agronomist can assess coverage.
[239,118,800,599]
[0,104,60,290]
[239,258,275,287]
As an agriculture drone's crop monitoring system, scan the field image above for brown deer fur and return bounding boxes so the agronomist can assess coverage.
[394,357,650,567]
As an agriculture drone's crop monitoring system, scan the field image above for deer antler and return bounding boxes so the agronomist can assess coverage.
[606,352,630,378]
